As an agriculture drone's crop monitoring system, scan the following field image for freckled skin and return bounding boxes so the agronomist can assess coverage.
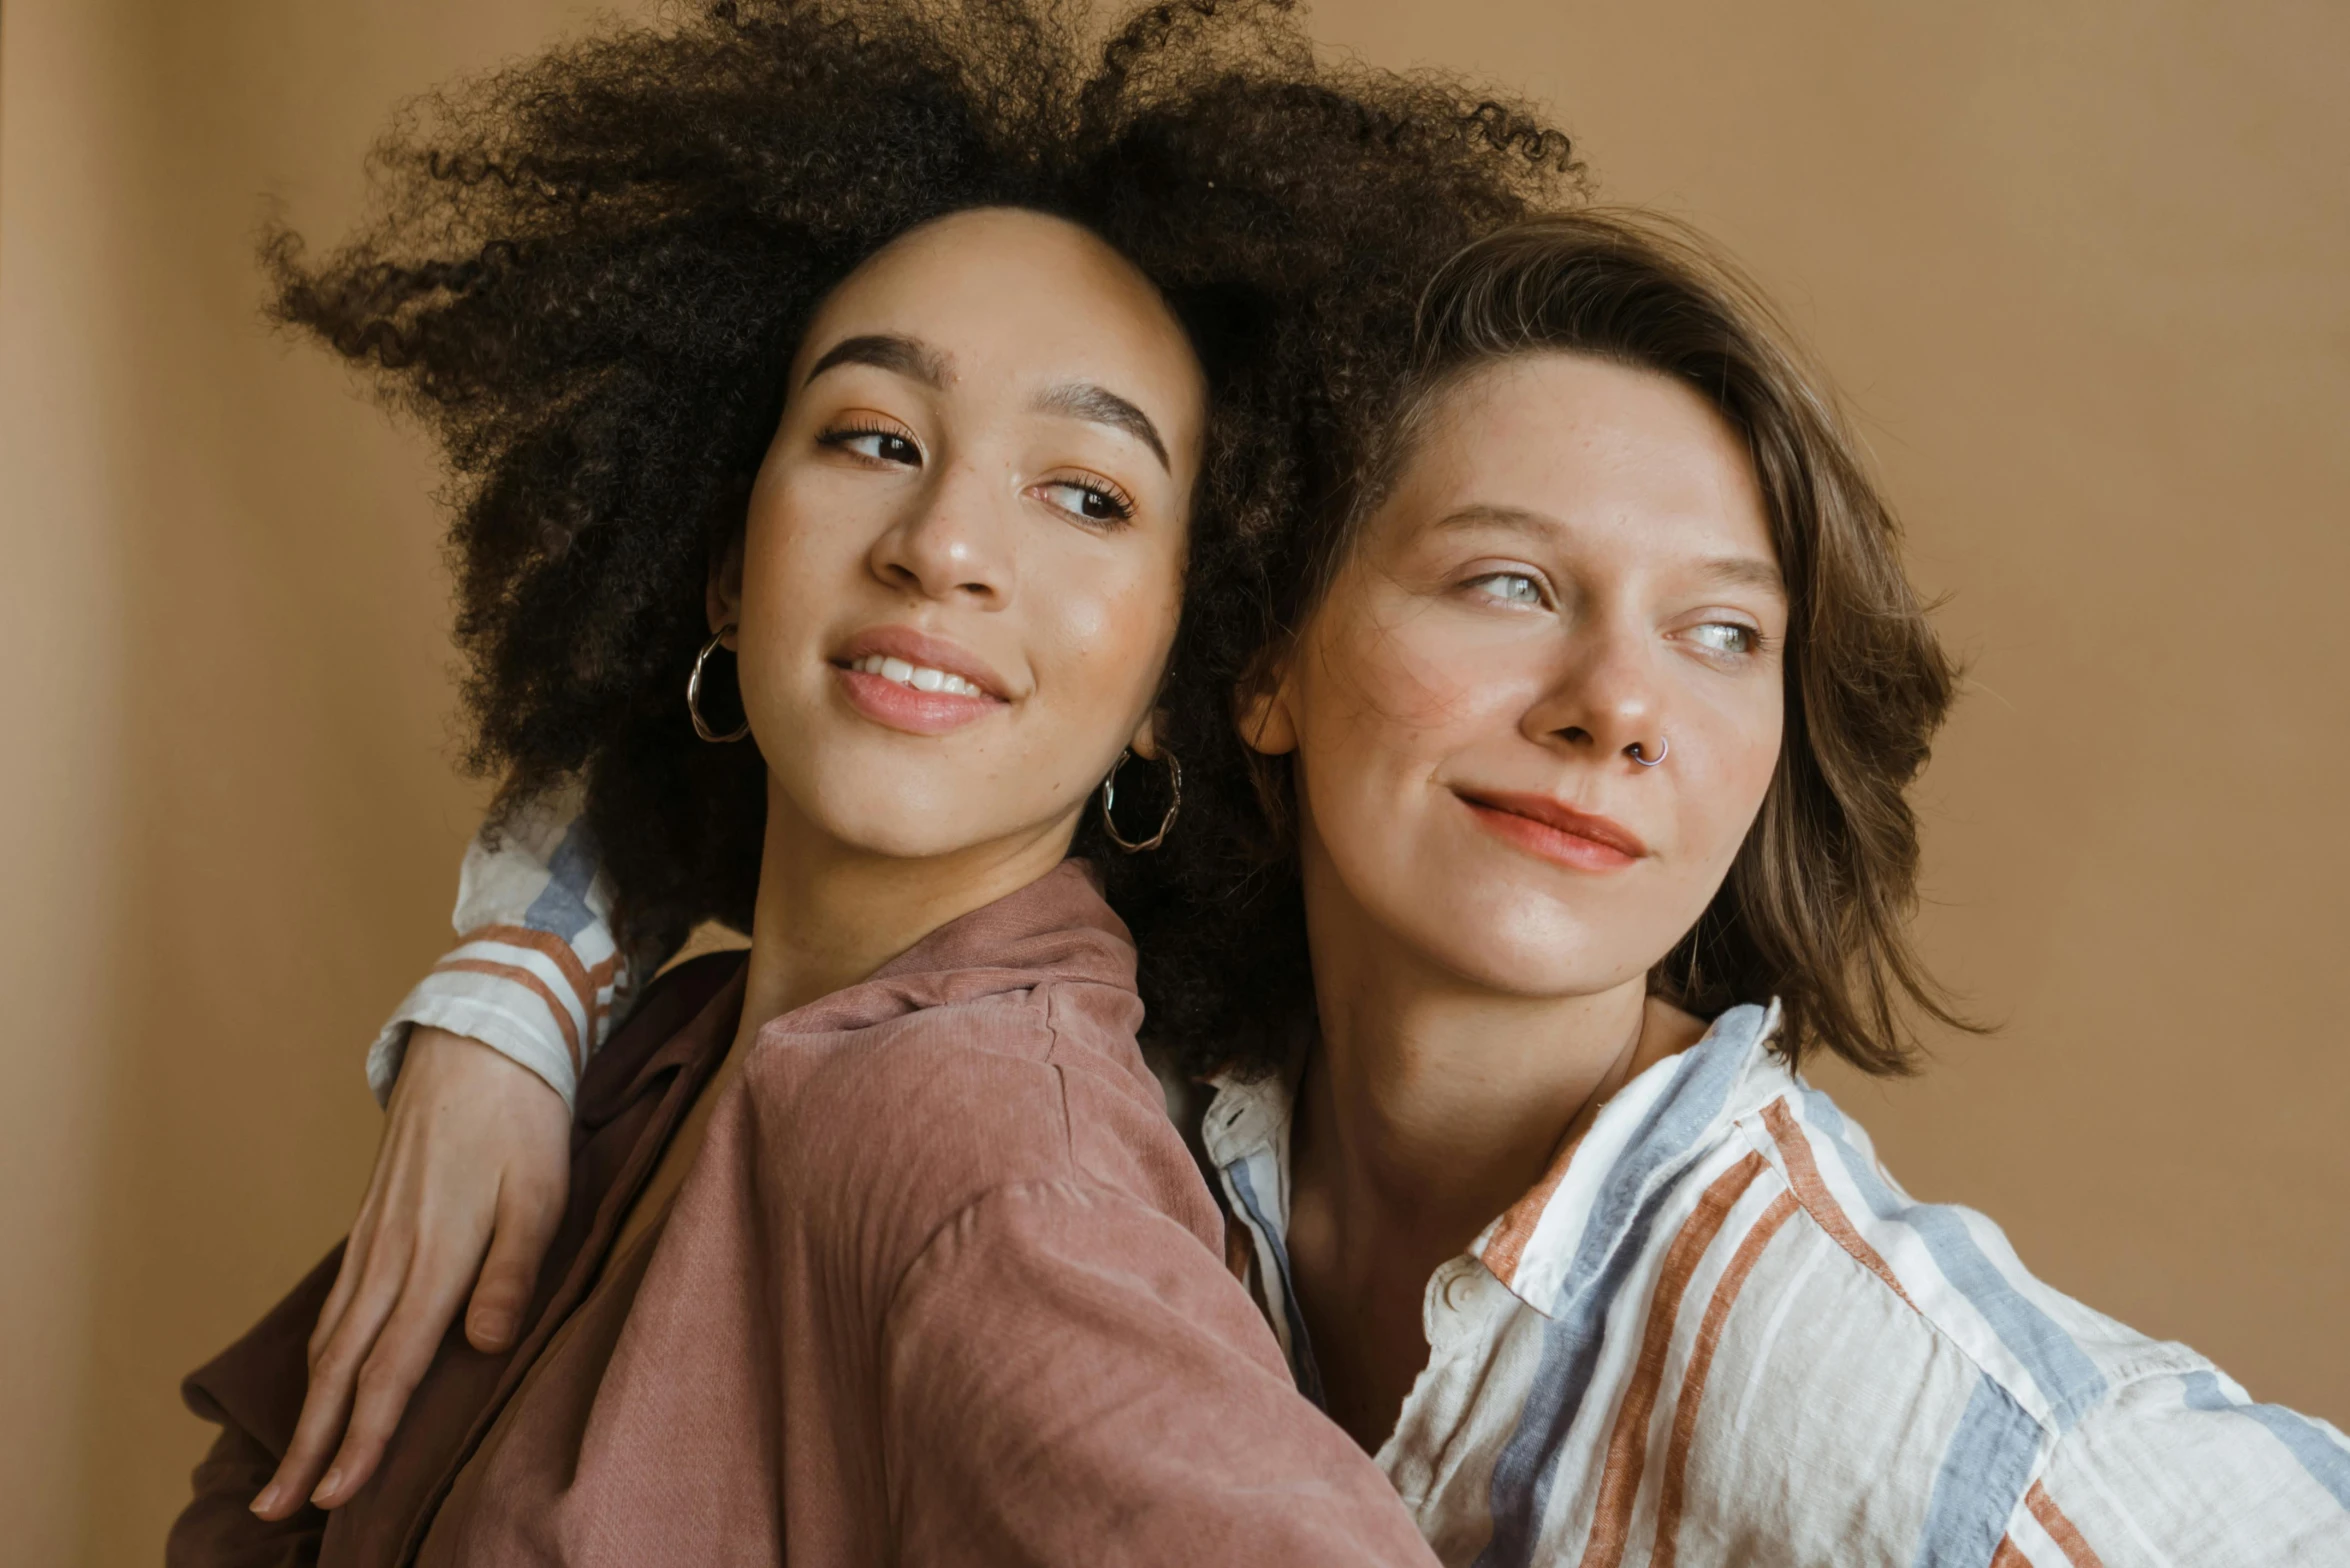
[1263,354,1789,1002]
[1252,355,1794,1450]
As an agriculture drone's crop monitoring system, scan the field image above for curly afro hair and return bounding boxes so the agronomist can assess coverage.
[270,0,1582,1051]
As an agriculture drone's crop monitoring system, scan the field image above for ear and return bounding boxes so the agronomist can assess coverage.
[1128,707,1166,761]
[706,533,747,644]
[1233,646,1299,757]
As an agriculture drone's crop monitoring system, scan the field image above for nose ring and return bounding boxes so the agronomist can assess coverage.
[1626,736,1668,768]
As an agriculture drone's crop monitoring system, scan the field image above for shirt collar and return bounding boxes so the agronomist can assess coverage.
[1198,999,1792,1320]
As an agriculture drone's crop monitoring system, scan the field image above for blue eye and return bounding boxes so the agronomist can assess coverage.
[1468,571,1545,607]
[1688,622,1758,655]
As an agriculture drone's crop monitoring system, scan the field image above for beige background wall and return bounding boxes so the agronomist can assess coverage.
[2,0,2343,1559]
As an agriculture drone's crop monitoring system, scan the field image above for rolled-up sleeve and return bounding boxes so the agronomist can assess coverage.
[365,786,641,1111]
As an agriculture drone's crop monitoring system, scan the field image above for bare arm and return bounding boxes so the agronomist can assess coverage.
[255,789,651,1518]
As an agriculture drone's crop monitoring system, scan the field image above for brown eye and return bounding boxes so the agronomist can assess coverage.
[819,426,921,465]
[1036,478,1136,525]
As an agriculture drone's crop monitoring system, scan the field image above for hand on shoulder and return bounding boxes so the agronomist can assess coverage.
[251,1027,570,1520]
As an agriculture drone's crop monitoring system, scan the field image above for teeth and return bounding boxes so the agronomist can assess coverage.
[851,653,985,698]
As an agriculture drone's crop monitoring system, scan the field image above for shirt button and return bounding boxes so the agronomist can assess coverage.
[1439,1261,1475,1312]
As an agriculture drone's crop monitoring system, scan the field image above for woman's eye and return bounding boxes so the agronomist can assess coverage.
[1467,571,1546,607]
[820,427,921,465]
[1687,621,1758,656]
[1036,479,1135,525]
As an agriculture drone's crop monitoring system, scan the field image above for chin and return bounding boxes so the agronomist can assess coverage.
[776,757,999,860]
[815,796,1005,860]
[1386,891,1660,1000]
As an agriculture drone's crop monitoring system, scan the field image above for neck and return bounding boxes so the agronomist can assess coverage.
[735,778,1078,1044]
[1290,845,1678,1275]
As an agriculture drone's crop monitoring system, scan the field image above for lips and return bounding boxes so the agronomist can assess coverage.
[1454,787,1649,872]
[829,624,1012,737]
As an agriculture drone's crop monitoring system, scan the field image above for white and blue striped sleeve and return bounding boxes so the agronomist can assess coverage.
[364,784,633,1112]
[2006,1366,2350,1567]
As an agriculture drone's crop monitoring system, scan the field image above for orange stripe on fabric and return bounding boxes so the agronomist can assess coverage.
[2027,1482,2107,1568]
[1989,1536,2031,1568]
[1576,1151,1768,1568]
[1482,1128,1587,1287]
[1758,1099,1913,1309]
[460,923,612,1020]
[436,957,584,1072]
[1650,1190,1799,1568]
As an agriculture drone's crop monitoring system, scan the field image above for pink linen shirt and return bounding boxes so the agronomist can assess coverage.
[175,862,1440,1566]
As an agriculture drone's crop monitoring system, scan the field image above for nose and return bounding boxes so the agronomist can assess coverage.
[868,458,1015,607]
[1522,616,1667,767]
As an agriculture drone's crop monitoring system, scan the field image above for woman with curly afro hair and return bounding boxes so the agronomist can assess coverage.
[170,0,1580,1562]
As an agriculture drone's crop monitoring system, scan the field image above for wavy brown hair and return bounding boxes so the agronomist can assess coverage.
[1149,212,1969,1077]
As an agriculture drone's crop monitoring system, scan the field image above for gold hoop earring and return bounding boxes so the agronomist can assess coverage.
[1099,748,1182,852]
[688,626,750,743]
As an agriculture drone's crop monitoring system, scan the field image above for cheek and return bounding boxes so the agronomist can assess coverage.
[1297,602,1519,766]
[1679,690,1784,873]
[730,478,866,698]
[1036,546,1185,709]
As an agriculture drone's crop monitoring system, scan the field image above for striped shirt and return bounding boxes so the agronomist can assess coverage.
[367,789,634,1110]
[1204,1002,2350,1567]
[381,811,2350,1563]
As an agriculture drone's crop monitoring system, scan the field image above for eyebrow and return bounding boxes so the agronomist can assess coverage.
[1693,555,1788,596]
[1432,503,1552,534]
[803,333,948,389]
[1032,381,1170,472]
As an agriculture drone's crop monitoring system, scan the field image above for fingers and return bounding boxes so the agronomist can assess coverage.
[252,1029,574,1520]
[306,1128,405,1367]
[466,1169,566,1353]
[253,1236,414,1521]
[308,1246,481,1510]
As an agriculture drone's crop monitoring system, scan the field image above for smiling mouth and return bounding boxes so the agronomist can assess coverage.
[1454,788,1648,872]
[842,652,990,698]
[828,626,1010,738]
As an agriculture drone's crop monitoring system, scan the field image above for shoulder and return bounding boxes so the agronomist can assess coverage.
[1731,1080,2203,1432]
[733,979,1207,1274]
[741,988,1068,1191]
[1703,1080,2350,1557]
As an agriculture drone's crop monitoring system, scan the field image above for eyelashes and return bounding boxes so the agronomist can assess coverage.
[1685,622,1764,657]
[1465,570,1547,607]
[816,420,921,465]
[814,418,1137,526]
[1035,475,1137,525]
[1458,568,1773,660]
